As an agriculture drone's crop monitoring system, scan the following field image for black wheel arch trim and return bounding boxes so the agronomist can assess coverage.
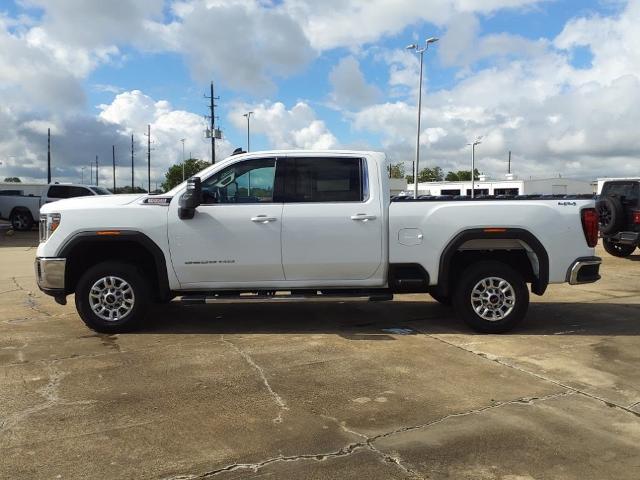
[438,228,549,297]
[57,230,171,301]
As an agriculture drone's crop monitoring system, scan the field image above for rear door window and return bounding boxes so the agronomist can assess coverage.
[47,186,70,199]
[47,186,92,199]
[276,157,366,203]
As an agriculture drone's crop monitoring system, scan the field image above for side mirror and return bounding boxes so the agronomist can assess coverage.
[178,177,202,219]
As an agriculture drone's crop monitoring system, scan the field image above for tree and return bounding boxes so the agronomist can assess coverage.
[3,177,21,182]
[161,158,211,191]
[388,163,405,179]
[417,166,444,182]
[445,169,480,181]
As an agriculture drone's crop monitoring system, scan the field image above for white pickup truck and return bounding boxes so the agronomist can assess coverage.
[0,183,111,231]
[35,150,601,333]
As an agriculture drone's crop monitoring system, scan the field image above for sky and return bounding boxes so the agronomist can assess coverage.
[1,0,639,188]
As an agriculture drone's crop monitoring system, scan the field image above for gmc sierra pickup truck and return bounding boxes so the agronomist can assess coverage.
[35,150,601,334]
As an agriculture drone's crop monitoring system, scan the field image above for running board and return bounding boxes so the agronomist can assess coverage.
[178,292,393,305]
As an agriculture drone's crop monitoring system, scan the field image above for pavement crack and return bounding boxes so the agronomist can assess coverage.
[420,332,640,419]
[0,364,95,436]
[0,288,20,295]
[366,442,424,479]
[164,441,370,479]
[220,334,289,424]
[11,276,52,317]
[369,390,574,446]
[169,392,569,480]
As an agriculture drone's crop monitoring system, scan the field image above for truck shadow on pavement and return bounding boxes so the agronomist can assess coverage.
[141,300,640,337]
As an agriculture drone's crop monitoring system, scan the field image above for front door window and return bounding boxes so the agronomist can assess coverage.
[202,158,275,204]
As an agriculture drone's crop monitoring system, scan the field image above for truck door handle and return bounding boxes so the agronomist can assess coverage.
[251,215,277,223]
[351,214,377,222]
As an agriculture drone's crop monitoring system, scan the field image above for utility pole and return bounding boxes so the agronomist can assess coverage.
[95,155,98,186]
[112,145,116,192]
[204,81,219,164]
[90,162,93,185]
[131,134,134,190]
[47,128,51,184]
[180,138,186,181]
[508,150,511,174]
[145,124,151,193]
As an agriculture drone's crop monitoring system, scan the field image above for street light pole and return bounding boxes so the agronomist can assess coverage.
[467,137,482,198]
[243,111,254,152]
[407,37,438,199]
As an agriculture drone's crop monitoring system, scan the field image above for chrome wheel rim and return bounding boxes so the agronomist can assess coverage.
[470,276,515,322]
[89,276,135,322]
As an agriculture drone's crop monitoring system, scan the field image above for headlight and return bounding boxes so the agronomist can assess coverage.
[39,213,61,243]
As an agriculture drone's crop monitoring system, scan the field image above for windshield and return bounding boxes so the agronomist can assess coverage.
[89,186,113,195]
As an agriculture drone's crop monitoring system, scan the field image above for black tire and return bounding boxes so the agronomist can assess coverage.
[453,261,529,334]
[602,238,636,258]
[75,261,150,333]
[10,208,34,231]
[429,291,452,306]
[597,197,624,235]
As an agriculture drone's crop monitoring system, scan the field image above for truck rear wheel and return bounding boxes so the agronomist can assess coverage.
[10,208,34,231]
[453,261,529,333]
[603,238,636,257]
[75,261,150,333]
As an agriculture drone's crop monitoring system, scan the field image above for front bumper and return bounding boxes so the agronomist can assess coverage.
[35,257,66,295]
[566,256,602,285]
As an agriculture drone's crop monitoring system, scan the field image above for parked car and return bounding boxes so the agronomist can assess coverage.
[596,179,640,257]
[0,183,111,231]
[35,150,601,334]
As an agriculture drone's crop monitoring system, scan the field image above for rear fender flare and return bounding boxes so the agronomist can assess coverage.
[438,228,549,296]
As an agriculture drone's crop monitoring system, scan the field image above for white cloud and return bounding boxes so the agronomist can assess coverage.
[228,101,338,150]
[283,0,546,50]
[21,0,164,48]
[145,0,314,92]
[98,90,234,183]
[328,56,381,109]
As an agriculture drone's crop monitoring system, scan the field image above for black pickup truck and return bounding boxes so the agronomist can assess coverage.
[597,179,640,257]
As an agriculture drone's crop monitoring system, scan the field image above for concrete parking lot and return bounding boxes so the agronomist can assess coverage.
[1,228,639,479]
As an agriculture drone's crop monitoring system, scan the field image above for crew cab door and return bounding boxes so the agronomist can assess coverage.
[277,156,384,282]
[168,157,284,287]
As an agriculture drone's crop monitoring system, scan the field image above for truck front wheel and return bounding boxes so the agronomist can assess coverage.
[75,261,150,333]
[10,208,34,231]
[453,261,529,333]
